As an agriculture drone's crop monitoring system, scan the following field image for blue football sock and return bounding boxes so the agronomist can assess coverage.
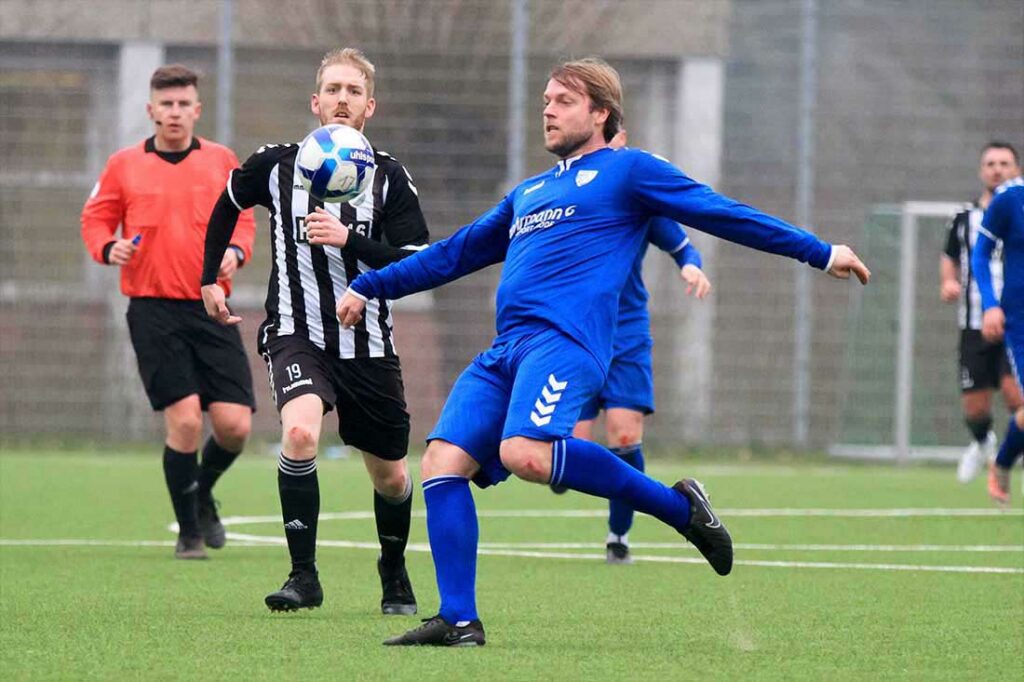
[608,443,645,536]
[552,438,690,531]
[422,476,479,623]
[995,418,1024,469]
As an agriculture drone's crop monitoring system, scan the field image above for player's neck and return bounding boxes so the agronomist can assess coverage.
[558,138,608,161]
[979,189,993,210]
[153,133,194,153]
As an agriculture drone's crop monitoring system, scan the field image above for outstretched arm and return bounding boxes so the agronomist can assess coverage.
[338,197,513,327]
[632,153,869,284]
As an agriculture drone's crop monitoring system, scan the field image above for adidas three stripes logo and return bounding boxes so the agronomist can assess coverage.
[530,374,568,427]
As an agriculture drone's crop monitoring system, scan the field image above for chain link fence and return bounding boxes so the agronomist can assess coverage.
[1,0,1021,450]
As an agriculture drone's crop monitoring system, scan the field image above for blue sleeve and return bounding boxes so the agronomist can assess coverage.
[647,216,702,269]
[974,193,1011,311]
[630,152,832,270]
[350,196,513,300]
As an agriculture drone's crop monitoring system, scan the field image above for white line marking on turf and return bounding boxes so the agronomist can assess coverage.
[469,542,1024,553]
[215,507,1024,527]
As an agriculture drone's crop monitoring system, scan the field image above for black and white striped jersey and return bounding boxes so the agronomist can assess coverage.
[227,142,429,358]
[944,201,1003,330]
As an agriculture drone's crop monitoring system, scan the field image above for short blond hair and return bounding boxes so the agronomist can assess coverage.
[550,57,623,142]
[315,48,376,97]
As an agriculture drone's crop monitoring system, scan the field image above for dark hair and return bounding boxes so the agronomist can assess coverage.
[150,64,199,91]
[981,141,1019,165]
[550,57,623,142]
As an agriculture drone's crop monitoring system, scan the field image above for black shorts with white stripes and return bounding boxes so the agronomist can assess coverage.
[959,329,1011,393]
[262,335,410,460]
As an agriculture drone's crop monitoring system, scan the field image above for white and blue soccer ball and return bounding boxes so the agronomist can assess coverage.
[296,124,375,203]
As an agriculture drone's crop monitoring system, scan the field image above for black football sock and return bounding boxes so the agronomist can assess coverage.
[198,437,241,498]
[374,476,413,569]
[966,416,993,443]
[278,453,319,574]
[163,445,200,538]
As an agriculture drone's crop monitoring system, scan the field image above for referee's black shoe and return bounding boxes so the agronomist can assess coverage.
[383,614,485,647]
[674,478,733,576]
[378,556,417,615]
[197,494,226,550]
[265,570,323,612]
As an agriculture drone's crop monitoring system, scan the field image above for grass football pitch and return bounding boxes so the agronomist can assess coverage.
[1,449,1022,680]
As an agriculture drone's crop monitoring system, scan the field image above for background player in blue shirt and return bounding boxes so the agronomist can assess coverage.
[973,176,1024,505]
[337,57,870,647]
[553,128,713,567]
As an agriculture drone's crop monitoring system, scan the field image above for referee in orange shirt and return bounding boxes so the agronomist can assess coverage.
[81,64,257,560]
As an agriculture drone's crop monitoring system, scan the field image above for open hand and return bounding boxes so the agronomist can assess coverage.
[201,283,242,325]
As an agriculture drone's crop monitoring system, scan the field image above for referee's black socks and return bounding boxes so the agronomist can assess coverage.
[278,453,319,574]
[198,437,241,498]
[163,445,200,538]
[374,477,413,569]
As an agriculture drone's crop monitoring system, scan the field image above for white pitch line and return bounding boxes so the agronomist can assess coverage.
[4,536,1021,574]
[217,507,1024,528]
[470,542,1024,553]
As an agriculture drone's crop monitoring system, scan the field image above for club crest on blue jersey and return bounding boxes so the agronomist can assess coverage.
[575,170,598,187]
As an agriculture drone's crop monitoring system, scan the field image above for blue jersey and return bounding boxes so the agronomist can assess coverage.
[975,178,1024,316]
[350,146,832,369]
[616,217,702,341]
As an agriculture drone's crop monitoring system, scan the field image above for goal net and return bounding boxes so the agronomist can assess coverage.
[830,201,972,463]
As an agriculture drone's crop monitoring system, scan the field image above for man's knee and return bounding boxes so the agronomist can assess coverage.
[166,408,203,448]
[213,414,251,452]
[372,461,410,499]
[604,410,644,448]
[421,440,478,480]
[499,437,551,483]
[283,424,319,459]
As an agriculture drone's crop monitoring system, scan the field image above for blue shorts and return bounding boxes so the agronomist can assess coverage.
[578,333,654,421]
[429,328,605,487]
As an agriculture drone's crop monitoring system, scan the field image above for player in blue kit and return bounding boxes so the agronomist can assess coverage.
[973,176,1024,505]
[550,128,712,566]
[337,57,870,646]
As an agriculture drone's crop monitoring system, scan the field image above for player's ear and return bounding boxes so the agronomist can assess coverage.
[363,97,376,121]
[193,100,202,120]
[310,93,321,117]
[146,100,155,121]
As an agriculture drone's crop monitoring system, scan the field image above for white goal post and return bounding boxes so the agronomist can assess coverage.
[829,201,965,464]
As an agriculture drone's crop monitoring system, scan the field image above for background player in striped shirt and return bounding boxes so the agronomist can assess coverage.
[80,64,257,560]
[941,142,1022,483]
[974,175,1024,505]
[553,129,713,566]
[201,48,428,615]
[338,57,870,646]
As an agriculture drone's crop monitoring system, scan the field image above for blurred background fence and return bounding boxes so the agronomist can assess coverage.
[1,0,1022,452]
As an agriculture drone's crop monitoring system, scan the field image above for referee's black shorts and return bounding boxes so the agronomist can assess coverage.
[261,335,410,460]
[959,328,1011,393]
[126,297,256,411]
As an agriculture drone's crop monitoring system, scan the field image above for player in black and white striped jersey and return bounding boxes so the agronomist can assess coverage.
[201,48,426,615]
[940,141,1022,483]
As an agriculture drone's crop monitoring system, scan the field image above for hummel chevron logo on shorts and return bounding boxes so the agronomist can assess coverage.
[283,519,308,531]
[531,374,568,427]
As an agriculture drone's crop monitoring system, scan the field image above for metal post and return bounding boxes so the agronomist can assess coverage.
[793,0,817,447]
[217,0,235,148]
[506,0,528,189]
[895,205,918,465]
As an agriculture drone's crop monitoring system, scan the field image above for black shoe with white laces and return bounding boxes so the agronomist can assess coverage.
[378,556,417,615]
[265,570,323,612]
[674,479,733,576]
[383,614,486,647]
[197,494,226,550]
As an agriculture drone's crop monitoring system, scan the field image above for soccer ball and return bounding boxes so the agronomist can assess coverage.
[296,124,376,203]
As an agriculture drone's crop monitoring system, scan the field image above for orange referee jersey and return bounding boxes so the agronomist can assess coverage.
[81,136,256,299]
